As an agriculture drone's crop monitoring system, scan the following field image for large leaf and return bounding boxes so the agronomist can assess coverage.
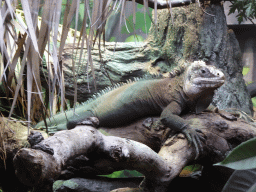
[216,138,256,170]
[248,182,256,192]
[246,3,253,17]
[222,169,256,192]
[243,67,250,76]
[101,170,143,178]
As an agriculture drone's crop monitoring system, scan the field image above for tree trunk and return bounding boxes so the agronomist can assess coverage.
[145,3,253,115]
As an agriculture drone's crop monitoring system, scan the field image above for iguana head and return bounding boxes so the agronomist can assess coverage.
[183,60,225,112]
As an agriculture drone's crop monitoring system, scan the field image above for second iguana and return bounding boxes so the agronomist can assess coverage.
[36,60,225,156]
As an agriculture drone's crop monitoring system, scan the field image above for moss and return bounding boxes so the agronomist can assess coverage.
[146,4,203,66]
[52,180,65,190]
[53,180,79,191]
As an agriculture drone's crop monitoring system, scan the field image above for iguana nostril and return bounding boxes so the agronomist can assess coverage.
[217,73,219,76]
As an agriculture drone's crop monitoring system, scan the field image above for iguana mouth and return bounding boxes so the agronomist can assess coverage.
[193,77,225,87]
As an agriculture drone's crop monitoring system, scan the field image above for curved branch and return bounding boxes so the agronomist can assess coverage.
[14,126,173,191]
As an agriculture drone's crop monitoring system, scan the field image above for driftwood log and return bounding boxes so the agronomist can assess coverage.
[13,111,256,192]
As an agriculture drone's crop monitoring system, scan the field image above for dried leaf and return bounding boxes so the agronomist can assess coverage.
[8,38,31,118]
[21,0,40,54]
[59,0,77,58]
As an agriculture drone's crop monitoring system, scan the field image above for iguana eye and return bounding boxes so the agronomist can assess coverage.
[201,69,206,74]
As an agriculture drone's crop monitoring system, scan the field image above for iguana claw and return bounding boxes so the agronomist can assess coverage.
[35,124,67,134]
[181,125,205,160]
[34,125,57,132]
[213,107,254,122]
[224,108,254,122]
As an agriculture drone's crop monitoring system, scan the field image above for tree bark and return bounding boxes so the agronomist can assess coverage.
[13,111,256,191]
[146,3,253,115]
[14,125,172,192]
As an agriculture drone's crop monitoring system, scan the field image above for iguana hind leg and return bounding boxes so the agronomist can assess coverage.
[35,123,67,133]
[67,116,99,130]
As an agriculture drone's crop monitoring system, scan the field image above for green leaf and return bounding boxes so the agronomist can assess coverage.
[242,67,250,76]
[229,4,238,15]
[100,170,143,178]
[222,169,256,192]
[109,36,116,42]
[248,182,256,192]
[215,138,256,170]
[252,97,256,107]
[182,164,201,172]
[137,4,144,9]
[246,3,253,17]
[121,11,152,35]
[237,15,244,23]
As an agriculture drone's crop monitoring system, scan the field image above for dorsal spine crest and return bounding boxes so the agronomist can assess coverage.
[56,62,191,115]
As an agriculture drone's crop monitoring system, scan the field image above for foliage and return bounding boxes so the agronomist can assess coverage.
[252,97,256,107]
[125,35,144,42]
[101,170,143,178]
[222,169,256,192]
[179,164,201,176]
[215,138,256,191]
[121,11,152,35]
[243,67,250,76]
[216,137,256,170]
[229,0,256,23]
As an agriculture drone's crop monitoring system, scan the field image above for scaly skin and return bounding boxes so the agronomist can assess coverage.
[35,61,225,157]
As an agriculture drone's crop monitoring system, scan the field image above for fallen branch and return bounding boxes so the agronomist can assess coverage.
[13,111,256,191]
[14,126,172,192]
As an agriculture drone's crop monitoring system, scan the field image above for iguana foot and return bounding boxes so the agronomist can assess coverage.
[67,117,99,130]
[215,108,254,122]
[180,124,206,160]
[76,117,100,127]
[32,143,54,155]
[225,108,254,122]
[36,124,66,133]
[28,131,44,146]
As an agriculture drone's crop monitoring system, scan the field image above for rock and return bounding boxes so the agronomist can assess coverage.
[53,177,142,192]
[60,42,150,102]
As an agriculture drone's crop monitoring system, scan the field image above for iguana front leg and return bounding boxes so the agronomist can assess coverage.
[160,102,205,159]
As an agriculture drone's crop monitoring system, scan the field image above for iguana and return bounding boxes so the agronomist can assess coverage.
[36,60,225,155]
